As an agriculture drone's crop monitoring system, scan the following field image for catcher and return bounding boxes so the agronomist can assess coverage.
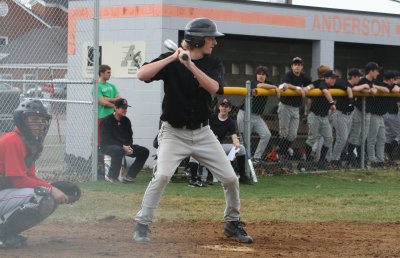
[0,99,81,249]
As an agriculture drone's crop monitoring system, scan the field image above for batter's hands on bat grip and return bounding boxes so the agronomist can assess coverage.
[178,49,190,62]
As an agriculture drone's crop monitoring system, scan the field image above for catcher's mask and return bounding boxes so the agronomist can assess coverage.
[184,17,224,48]
[13,99,51,143]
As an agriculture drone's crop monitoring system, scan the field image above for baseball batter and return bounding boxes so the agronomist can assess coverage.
[133,18,253,243]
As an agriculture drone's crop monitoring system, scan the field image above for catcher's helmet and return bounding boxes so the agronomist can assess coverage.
[184,18,224,48]
[13,99,51,142]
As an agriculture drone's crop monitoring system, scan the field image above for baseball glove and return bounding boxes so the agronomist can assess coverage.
[51,181,81,203]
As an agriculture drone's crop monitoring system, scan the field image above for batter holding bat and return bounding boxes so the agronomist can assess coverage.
[0,100,81,249]
[133,17,253,243]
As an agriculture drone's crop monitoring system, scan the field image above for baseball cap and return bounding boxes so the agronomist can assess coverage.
[348,68,362,77]
[115,98,131,108]
[324,70,339,78]
[220,98,232,107]
[365,62,380,73]
[292,57,303,64]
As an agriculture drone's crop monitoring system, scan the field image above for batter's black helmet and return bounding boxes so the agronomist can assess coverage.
[13,99,51,142]
[184,18,224,48]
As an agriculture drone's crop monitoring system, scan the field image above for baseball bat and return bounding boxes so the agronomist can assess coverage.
[163,39,189,61]
[245,149,258,183]
[248,158,258,183]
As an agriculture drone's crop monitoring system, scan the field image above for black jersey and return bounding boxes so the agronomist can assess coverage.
[387,96,399,114]
[240,80,272,115]
[355,77,375,113]
[309,81,331,117]
[368,81,394,116]
[332,80,351,113]
[100,114,133,148]
[209,113,236,143]
[280,71,311,107]
[145,52,224,128]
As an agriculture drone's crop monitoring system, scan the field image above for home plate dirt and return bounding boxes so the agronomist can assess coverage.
[2,220,400,257]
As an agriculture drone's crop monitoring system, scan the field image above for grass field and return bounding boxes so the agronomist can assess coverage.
[50,169,400,224]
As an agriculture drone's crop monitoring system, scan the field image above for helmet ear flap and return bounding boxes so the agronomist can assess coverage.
[183,34,205,48]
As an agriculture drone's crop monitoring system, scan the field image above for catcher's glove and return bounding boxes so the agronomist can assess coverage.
[51,181,81,203]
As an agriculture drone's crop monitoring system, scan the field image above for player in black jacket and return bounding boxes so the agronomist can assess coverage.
[100,98,149,183]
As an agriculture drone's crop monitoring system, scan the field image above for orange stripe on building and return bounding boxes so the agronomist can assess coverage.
[68,5,306,55]
[68,8,93,55]
[397,24,400,36]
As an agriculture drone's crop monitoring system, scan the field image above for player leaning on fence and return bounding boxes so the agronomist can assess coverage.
[383,71,400,164]
[367,71,399,168]
[237,65,280,163]
[133,17,253,244]
[277,57,311,161]
[347,62,381,167]
[330,68,365,168]
[301,70,338,170]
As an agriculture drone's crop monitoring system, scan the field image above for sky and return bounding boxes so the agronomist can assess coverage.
[292,0,400,15]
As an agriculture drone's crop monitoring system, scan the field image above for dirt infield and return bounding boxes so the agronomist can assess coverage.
[3,220,400,257]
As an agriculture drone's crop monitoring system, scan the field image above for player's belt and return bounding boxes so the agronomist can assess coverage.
[179,120,209,130]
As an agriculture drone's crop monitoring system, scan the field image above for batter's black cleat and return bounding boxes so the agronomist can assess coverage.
[133,223,150,242]
[224,221,253,243]
[0,234,27,249]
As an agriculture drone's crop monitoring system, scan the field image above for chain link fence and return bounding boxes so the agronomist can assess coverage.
[223,74,400,177]
[0,0,95,181]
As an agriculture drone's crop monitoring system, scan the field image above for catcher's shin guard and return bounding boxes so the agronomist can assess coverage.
[0,190,57,238]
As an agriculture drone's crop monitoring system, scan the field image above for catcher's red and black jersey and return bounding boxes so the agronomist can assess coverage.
[0,129,51,190]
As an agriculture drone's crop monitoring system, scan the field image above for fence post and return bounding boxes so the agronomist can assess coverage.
[244,80,252,174]
[91,0,100,181]
[361,96,366,169]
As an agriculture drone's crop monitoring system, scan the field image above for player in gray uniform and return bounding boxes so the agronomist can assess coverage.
[133,18,253,243]
[367,71,399,167]
[302,70,337,169]
[306,65,331,162]
[237,66,279,163]
[277,57,311,160]
[347,62,381,167]
[330,68,365,167]
[383,71,400,163]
